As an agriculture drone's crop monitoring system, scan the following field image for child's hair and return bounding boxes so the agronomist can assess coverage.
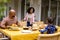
[27,7,35,13]
[47,17,54,24]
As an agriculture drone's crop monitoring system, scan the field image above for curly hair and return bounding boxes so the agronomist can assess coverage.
[27,7,35,13]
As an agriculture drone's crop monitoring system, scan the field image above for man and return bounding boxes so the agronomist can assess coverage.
[1,9,21,29]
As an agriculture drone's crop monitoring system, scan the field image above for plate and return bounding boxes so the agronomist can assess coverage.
[21,30,32,33]
[8,27,20,31]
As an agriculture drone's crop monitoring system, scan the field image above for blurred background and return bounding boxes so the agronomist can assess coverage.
[0,0,60,26]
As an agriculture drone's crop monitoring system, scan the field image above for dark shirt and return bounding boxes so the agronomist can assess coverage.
[40,24,56,34]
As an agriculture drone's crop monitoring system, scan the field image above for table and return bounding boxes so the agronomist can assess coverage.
[0,29,40,40]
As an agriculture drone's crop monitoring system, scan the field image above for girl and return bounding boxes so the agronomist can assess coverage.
[24,7,35,27]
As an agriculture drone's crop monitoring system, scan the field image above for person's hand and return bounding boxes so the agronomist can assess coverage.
[32,22,35,24]
[18,22,23,27]
[20,23,23,27]
[6,26,11,29]
[0,26,7,29]
[21,19,26,22]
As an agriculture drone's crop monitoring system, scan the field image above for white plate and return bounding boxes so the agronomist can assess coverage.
[21,30,32,33]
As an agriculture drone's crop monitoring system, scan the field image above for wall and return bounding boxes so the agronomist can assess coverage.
[6,0,21,21]
[4,0,42,21]
[30,0,41,21]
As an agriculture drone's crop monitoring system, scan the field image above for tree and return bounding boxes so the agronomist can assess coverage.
[0,0,11,21]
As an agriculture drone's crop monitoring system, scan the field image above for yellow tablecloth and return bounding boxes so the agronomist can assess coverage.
[0,29,40,40]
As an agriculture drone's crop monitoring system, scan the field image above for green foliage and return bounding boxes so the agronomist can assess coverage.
[0,0,11,3]
[0,0,11,18]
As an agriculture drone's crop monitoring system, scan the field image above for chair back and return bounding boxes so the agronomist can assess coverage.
[38,32,60,40]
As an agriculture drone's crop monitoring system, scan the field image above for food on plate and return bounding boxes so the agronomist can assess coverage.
[8,27,20,31]
[12,24,18,27]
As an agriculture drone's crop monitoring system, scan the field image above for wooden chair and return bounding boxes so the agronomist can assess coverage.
[0,38,8,40]
[38,32,60,40]
[0,33,9,40]
[0,22,9,40]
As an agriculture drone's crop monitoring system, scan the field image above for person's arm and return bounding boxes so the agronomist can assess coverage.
[31,14,35,24]
[32,16,34,22]
[24,14,28,21]
[16,21,18,25]
[1,18,7,29]
[15,17,23,27]
[40,27,48,34]
[16,21,22,27]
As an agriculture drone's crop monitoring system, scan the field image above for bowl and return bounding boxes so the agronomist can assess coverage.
[23,27,29,30]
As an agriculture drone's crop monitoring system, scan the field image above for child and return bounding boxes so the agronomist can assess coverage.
[40,17,57,34]
[24,7,35,27]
